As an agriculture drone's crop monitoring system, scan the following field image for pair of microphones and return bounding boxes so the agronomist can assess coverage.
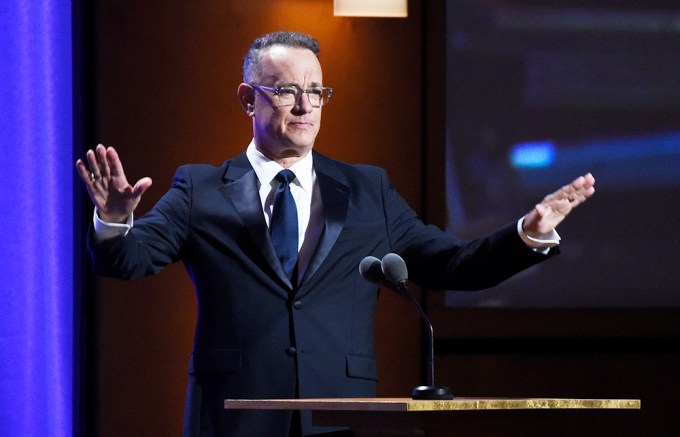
[359,254,454,400]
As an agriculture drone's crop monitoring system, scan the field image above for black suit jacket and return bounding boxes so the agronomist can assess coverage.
[89,151,554,436]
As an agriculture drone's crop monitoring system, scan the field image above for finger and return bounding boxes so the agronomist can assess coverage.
[571,174,596,201]
[565,175,587,197]
[105,146,126,179]
[85,149,101,180]
[572,173,597,192]
[563,173,596,202]
[76,158,108,209]
[562,186,576,202]
[582,172,595,187]
[95,144,111,179]
[76,159,97,185]
[580,173,596,197]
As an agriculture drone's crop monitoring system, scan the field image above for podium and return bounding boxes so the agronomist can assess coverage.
[224,397,640,436]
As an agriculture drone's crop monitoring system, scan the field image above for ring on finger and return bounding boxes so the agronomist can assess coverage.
[91,172,101,181]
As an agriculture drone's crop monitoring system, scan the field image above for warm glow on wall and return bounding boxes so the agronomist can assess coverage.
[334,0,407,18]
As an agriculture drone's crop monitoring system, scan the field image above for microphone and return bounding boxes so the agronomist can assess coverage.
[359,256,410,299]
[381,253,408,287]
[359,256,387,286]
[380,254,453,400]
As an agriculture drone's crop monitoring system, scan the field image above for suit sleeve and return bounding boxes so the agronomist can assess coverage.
[377,169,557,291]
[87,166,193,280]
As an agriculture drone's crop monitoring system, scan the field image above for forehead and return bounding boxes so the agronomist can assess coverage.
[258,45,323,84]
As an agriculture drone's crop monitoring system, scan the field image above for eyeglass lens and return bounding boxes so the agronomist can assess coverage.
[277,86,328,107]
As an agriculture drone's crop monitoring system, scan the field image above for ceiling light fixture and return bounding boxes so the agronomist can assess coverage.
[334,0,407,18]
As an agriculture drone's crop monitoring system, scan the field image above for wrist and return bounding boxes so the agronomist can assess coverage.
[96,209,130,224]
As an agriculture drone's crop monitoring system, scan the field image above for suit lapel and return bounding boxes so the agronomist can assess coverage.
[219,153,294,290]
[300,153,350,286]
[217,152,350,291]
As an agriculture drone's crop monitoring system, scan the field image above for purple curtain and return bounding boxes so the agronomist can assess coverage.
[0,1,75,435]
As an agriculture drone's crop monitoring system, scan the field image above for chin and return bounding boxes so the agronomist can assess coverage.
[288,144,314,156]
[286,136,316,151]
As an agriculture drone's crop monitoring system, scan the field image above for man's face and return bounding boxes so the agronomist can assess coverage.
[250,46,324,162]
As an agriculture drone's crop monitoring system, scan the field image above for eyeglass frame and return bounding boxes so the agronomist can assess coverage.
[249,84,334,108]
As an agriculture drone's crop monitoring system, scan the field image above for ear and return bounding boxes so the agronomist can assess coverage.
[237,83,255,116]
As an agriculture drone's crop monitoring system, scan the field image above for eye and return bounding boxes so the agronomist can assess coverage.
[309,88,323,96]
[277,86,298,96]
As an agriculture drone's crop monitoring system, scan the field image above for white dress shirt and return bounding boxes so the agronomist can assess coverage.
[245,140,323,281]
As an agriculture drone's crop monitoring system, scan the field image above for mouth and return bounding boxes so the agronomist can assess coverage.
[289,121,313,129]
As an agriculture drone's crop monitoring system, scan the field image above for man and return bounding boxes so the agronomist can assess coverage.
[76,31,595,437]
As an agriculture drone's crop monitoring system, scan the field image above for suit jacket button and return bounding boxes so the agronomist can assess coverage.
[286,347,297,356]
[293,300,302,309]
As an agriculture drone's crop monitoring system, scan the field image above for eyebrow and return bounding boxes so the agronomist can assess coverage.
[259,73,323,88]
[278,81,324,88]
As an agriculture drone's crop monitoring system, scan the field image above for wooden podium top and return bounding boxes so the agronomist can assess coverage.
[224,397,640,411]
[225,398,641,435]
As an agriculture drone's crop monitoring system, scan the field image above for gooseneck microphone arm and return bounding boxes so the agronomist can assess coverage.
[408,294,436,388]
[380,254,436,388]
[360,254,453,400]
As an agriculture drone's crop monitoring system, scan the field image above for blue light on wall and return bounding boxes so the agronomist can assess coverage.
[509,132,680,193]
[0,1,74,436]
[509,141,556,168]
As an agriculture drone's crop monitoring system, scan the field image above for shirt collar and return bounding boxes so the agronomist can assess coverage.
[246,139,314,192]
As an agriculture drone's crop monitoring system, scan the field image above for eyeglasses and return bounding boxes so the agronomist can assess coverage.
[250,84,334,108]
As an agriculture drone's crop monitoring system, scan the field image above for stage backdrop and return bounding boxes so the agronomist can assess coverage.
[444,1,680,309]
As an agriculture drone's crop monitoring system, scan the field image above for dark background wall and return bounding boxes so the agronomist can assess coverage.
[86,0,679,435]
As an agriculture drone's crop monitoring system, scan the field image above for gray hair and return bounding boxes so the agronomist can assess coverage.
[243,31,320,83]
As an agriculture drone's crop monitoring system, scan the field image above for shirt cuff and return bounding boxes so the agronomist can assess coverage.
[517,216,560,254]
[93,209,133,241]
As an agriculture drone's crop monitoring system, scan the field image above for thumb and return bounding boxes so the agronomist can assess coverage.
[534,203,550,217]
[131,177,153,198]
[522,203,549,234]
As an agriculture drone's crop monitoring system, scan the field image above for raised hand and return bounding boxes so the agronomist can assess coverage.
[75,144,152,223]
[522,173,596,236]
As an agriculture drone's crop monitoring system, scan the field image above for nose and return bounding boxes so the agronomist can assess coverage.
[292,92,314,114]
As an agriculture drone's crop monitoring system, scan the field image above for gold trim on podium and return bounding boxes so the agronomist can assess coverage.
[224,397,640,411]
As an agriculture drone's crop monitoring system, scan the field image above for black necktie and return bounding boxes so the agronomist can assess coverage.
[270,169,298,279]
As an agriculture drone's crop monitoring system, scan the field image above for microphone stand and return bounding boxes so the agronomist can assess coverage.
[396,282,454,400]
[361,254,453,400]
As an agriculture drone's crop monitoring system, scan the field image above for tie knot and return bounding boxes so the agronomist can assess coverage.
[275,169,296,185]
